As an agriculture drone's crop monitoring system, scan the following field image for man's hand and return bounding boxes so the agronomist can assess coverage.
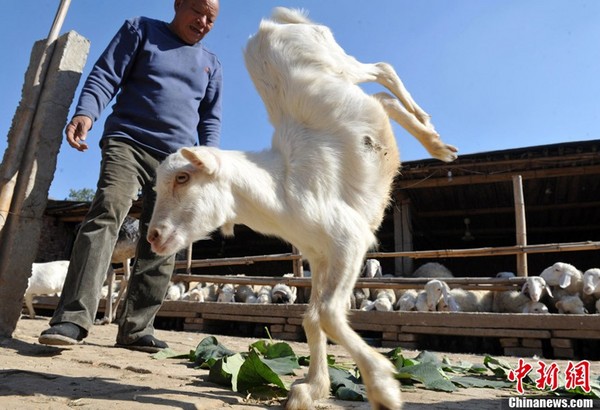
[65,115,92,152]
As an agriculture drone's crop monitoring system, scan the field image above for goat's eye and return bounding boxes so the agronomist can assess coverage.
[175,173,190,184]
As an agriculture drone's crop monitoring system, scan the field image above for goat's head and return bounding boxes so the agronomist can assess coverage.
[147,147,235,256]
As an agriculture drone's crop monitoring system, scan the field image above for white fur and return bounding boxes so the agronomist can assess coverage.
[540,262,583,296]
[235,284,258,303]
[412,262,454,278]
[216,283,235,303]
[556,294,587,314]
[148,8,458,409]
[395,289,418,311]
[24,260,69,319]
[583,268,600,297]
[165,281,186,301]
[271,283,297,304]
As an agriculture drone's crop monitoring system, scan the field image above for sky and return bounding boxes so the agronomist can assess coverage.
[0,0,599,200]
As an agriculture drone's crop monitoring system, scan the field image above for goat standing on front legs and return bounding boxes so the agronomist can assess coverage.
[147,8,457,410]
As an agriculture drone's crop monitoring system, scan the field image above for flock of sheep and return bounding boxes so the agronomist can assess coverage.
[23,258,600,319]
[354,260,600,315]
[160,259,600,316]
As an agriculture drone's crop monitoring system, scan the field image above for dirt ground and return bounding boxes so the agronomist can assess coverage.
[1,317,599,410]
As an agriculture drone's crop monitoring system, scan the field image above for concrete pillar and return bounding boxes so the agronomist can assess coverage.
[0,31,89,337]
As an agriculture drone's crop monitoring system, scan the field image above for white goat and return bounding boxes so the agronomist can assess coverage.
[24,260,69,319]
[147,8,457,410]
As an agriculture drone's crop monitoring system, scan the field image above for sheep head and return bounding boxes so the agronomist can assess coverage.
[521,276,551,302]
[540,262,581,289]
[424,279,450,311]
[148,147,235,256]
[583,268,600,295]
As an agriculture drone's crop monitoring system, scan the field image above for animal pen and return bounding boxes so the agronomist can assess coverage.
[34,139,600,359]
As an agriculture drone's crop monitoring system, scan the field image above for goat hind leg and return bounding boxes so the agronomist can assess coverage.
[374,92,458,163]
[286,302,330,409]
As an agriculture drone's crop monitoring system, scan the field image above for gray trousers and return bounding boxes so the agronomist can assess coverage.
[50,137,175,344]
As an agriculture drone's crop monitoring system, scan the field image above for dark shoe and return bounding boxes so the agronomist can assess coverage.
[115,335,168,353]
[38,322,88,346]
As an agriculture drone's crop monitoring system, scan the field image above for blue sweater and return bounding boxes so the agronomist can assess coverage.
[75,17,222,157]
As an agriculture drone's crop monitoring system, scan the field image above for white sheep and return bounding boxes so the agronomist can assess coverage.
[350,259,381,309]
[540,262,583,297]
[165,281,186,301]
[492,272,551,313]
[444,288,493,313]
[147,7,457,410]
[254,285,273,304]
[271,283,297,304]
[235,284,258,303]
[411,262,453,278]
[492,288,549,314]
[555,294,587,314]
[423,279,450,311]
[23,260,69,319]
[216,284,236,303]
[522,301,549,314]
[582,268,600,298]
[395,289,418,311]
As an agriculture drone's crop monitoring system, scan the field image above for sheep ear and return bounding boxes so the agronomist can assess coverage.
[180,147,219,175]
[520,282,529,294]
[559,273,572,289]
[545,285,553,298]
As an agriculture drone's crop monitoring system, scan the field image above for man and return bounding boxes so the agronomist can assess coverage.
[39,0,222,352]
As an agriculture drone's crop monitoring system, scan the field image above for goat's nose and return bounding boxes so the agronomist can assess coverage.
[147,227,160,244]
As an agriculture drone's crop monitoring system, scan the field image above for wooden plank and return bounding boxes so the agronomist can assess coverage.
[402,325,551,339]
[553,329,600,339]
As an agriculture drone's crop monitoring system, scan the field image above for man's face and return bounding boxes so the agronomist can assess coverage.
[171,0,219,45]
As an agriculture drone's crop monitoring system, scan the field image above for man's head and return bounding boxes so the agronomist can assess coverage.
[170,0,219,45]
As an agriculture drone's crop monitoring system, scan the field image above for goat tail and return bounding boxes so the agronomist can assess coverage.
[271,7,312,25]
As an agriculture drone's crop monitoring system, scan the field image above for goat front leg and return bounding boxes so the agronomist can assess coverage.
[374,92,458,163]
[318,250,402,410]
[286,269,330,410]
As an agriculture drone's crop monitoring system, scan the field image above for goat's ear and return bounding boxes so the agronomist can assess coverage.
[545,285,553,298]
[520,282,529,294]
[180,147,219,175]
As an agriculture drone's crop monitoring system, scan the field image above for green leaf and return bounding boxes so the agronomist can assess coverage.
[329,366,367,401]
[415,351,442,366]
[397,363,457,392]
[192,336,235,367]
[236,349,290,392]
[483,355,514,378]
[151,348,189,360]
[451,376,512,389]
